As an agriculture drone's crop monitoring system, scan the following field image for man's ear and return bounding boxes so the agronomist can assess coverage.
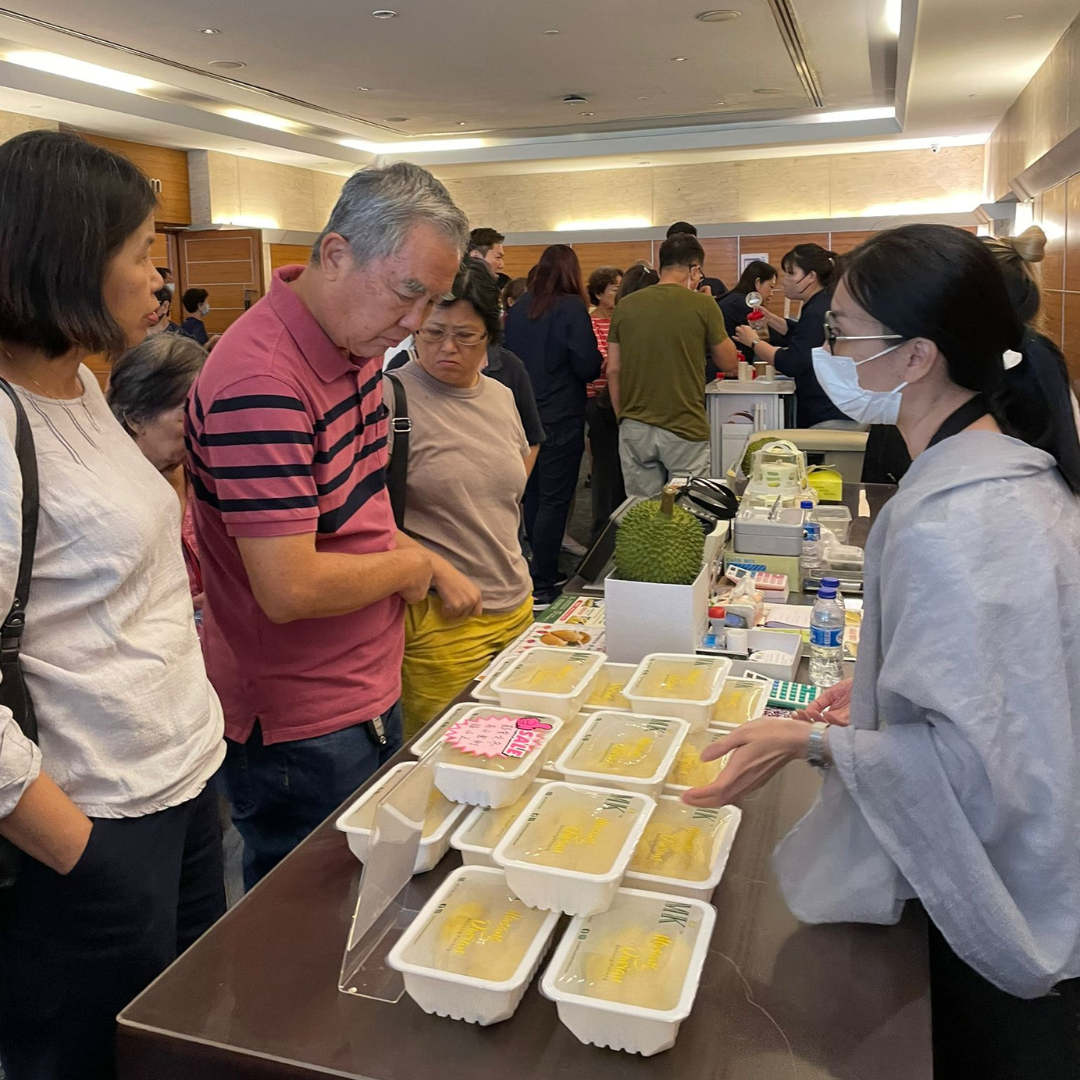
[318,234,352,281]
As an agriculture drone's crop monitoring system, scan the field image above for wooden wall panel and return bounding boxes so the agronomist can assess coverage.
[79,132,191,225]
[1064,175,1080,293]
[829,230,875,256]
[1042,182,1068,293]
[698,238,738,291]
[179,229,263,334]
[574,241,651,283]
[269,243,312,273]
[502,245,548,281]
[1062,292,1080,387]
[1043,289,1064,348]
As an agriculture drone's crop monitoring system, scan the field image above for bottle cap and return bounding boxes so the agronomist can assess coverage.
[817,587,837,599]
[748,309,765,321]
[822,576,840,589]
[800,500,814,509]
[708,605,726,619]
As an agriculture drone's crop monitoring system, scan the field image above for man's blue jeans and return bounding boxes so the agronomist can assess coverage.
[221,702,403,891]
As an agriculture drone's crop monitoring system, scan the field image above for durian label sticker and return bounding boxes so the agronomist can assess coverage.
[444,713,554,760]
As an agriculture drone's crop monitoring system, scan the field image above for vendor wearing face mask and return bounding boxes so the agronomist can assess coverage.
[180,287,211,346]
[734,244,856,428]
[684,224,1080,1080]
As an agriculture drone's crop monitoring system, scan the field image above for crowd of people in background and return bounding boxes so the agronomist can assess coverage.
[2,128,1080,1080]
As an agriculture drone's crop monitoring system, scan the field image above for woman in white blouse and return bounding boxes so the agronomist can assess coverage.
[0,131,225,1079]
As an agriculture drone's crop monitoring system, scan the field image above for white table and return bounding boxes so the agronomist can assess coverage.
[706,378,797,475]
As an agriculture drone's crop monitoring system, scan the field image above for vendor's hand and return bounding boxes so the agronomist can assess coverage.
[681,718,810,808]
[794,678,853,726]
[734,325,758,348]
[431,556,483,619]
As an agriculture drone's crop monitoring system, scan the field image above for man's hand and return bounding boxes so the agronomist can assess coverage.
[734,325,758,348]
[430,555,483,619]
[698,284,714,297]
[794,678,853,726]
[397,547,435,605]
[681,718,810,808]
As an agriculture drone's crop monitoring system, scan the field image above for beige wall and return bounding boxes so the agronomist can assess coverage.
[985,12,1080,201]
[0,109,58,141]
[436,145,984,234]
[189,150,344,231]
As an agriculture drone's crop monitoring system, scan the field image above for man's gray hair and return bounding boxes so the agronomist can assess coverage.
[312,161,469,266]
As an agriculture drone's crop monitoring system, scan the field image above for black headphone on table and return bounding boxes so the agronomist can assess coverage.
[671,477,739,530]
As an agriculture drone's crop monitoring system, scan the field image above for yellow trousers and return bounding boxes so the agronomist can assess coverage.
[401,594,534,739]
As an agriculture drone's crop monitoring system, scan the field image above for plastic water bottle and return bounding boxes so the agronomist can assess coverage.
[821,575,845,612]
[809,586,845,687]
[801,500,821,574]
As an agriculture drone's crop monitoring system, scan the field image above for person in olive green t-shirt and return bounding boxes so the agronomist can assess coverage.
[607,233,738,497]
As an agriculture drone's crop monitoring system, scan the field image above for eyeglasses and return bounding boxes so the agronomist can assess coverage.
[824,310,906,351]
[416,327,488,347]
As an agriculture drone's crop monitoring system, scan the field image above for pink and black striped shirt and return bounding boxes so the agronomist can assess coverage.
[185,266,403,745]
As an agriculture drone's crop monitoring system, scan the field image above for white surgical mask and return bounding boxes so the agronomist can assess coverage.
[199,302,211,316]
[165,282,175,295]
[812,344,907,425]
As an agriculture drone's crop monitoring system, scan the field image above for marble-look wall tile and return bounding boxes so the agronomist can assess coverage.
[0,110,57,141]
[237,159,315,231]
[206,151,240,223]
[736,156,830,221]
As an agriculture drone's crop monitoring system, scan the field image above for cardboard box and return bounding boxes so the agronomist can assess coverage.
[603,564,710,663]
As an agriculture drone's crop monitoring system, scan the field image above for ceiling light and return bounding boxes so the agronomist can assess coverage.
[1005,12,1024,18]
[208,60,245,69]
[580,111,594,116]
[555,216,651,232]
[384,116,409,122]
[371,9,397,17]
[696,9,741,21]
[223,107,294,130]
[341,136,485,153]
[885,0,902,35]
[714,100,726,105]
[753,87,783,94]
[198,27,220,34]
[562,94,589,105]
[356,85,374,91]
[671,56,689,61]
[543,29,560,34]
[6,50,154,93]
[456,121,468,125]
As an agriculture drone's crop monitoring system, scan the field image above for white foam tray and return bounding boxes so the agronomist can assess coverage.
[623,800,742,902]
[540,886,717,1056]
[387,866,561,1026]
[334,762,468,874]
[492,782,656,916]
[432,708,564,809]
[623,654,732,731]
[553,711,691,799]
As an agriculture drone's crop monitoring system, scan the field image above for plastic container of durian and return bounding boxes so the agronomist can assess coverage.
[579,662,638,713]
[490,647,607,721]
[623,796,742,901]
[540,886,717,1056]
[554,711,690,799]
[430,707,564,809]
[710,677,769,726]
[623,654,732,731]
[410,701,477,759]
[662,725,735,794]
[387,865,561,1026]
[334,761,469,873]
[450,779,546,867]
[492,781,656,916]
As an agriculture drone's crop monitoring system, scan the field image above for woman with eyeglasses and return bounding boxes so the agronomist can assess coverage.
[684,224,1080,1079]
[385,260,536,737]
[733,244,856,428]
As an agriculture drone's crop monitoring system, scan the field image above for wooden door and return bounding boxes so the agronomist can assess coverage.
[179,229,265,335]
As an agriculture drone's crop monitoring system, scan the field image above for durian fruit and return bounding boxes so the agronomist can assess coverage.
[615,485,705,586]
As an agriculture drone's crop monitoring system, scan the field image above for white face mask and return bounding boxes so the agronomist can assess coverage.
[199,302,211,316]
[812,343,907,425]
[165,282,175,295]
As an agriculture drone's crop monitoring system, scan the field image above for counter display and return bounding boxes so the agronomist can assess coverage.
[118,485,925,1080]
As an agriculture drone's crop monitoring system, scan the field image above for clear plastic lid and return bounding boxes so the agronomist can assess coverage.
[551,891,709,1011]
[432,709,562,774]
[499,785,650,875]
[560,713,686,782]
[629,801,728,882]
[666,729,730,789]
[399,870,553,982]
[583,666,633,711]
[456,782,544,853]
[626,655,728,704]
[343,768,459,838]
[711,679,768,725]
[494,648,601,697]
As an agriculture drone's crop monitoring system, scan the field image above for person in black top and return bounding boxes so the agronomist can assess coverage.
[504,244,602,606]
[666,222,726,297]
[179,287,210,346]
[733,244,856,428]
[717,260,789,344]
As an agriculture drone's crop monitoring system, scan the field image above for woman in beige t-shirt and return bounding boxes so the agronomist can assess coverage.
[386,260,536,737]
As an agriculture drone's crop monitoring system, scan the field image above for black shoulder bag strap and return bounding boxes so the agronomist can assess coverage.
[383,371,411,530]
[0,376,39,891]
